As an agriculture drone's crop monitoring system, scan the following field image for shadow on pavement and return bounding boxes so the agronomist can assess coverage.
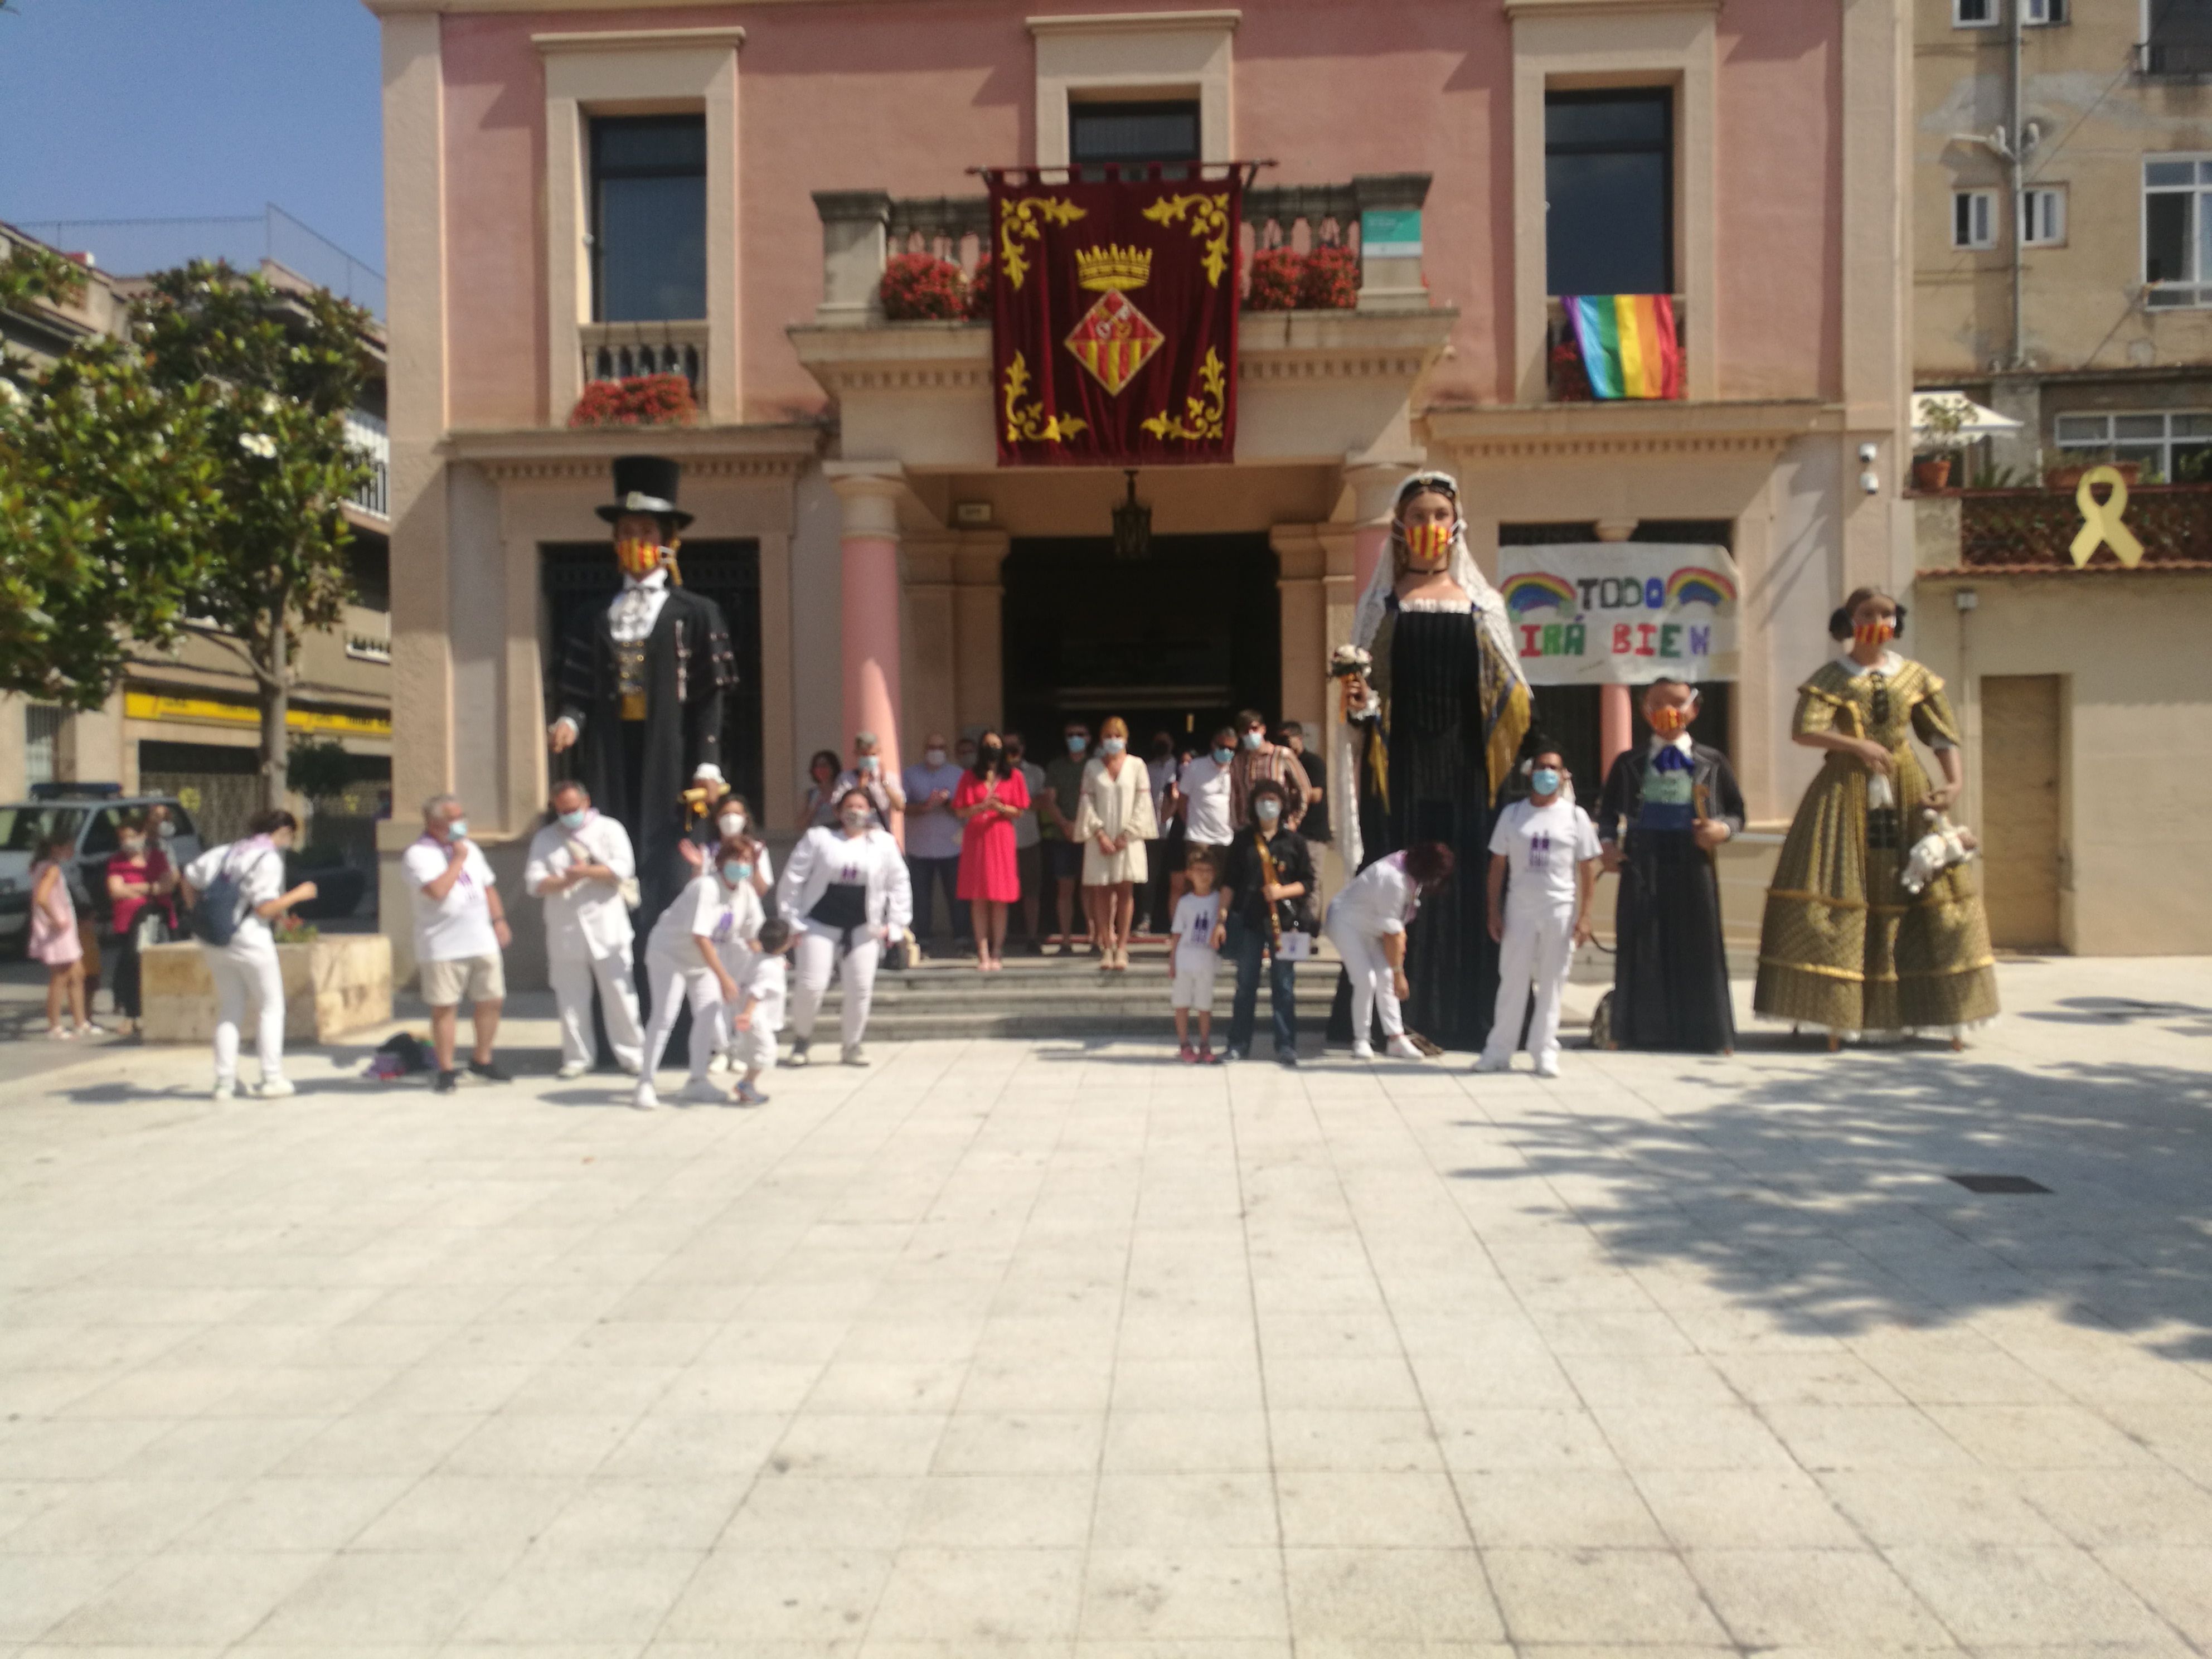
[1446,1051,2212,1360]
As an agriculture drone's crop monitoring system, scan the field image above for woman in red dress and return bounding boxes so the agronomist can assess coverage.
[954,730,1029,972]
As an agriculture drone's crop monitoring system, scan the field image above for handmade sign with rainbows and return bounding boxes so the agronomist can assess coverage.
[1495,544,1742,686]
[985,167,1247,466]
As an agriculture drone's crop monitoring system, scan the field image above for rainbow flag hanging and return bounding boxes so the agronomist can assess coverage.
[1564,294,1683,400]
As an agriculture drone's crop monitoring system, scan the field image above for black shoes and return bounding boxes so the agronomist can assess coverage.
[468,1059,511,1084]
[433,1069,459,1094]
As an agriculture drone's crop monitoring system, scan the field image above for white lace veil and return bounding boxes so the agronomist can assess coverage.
[1333,469,1527,872]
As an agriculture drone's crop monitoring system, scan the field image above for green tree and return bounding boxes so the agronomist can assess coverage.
[135,263,375,812]
[0,246,226,709]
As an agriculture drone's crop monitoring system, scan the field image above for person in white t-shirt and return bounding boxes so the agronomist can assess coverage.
[402,794,512,1095]
[1167,848,1223,1064]
[1325,841,1455,1062]
[525,780,643,1079]
[634,835,764,1110]
[729,916,794,1105]
[1477,746,1601,1077]
[180,809,320,1100]
[1178,725,1238,856]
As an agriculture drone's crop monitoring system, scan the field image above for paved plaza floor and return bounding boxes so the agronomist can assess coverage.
[2,956,2210,1656]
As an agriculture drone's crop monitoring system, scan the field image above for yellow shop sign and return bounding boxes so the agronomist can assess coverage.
[124,690,392,739]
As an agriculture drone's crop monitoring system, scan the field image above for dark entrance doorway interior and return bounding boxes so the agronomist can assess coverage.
[539,541,764,817]
[1499,520,1735,801]
[1002,533,1279,756]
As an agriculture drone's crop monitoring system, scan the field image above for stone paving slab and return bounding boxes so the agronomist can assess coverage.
[0,957,2209,1656]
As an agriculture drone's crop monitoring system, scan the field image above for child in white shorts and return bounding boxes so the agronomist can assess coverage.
[730,918,793,1105]
[1169,848,1223,1064]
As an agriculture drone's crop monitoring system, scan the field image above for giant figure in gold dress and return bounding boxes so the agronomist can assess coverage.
[1753,587,1999,1045]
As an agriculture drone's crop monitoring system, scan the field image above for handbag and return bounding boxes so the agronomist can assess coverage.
[566,836,642,911]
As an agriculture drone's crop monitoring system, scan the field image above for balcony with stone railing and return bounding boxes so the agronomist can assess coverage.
[790,171,1452,468]
[1915,483,2212,575]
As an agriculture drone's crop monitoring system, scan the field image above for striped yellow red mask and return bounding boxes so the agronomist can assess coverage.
[615,537,663,578]
[1648,705,1691,735]
[1853,619,1895,648]
[1405,520,1453,566]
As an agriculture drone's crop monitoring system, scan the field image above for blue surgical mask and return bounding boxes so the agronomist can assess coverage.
[722,861,753,885]
[1240,730,1263,750]
[1100,737,1126,756]
[1212,746,1234,765]
[1067,734,1088,754]
[557,809,586,830]
[447,818,469,841]
[1255,798,1282,823]
[1531,768,1561,797]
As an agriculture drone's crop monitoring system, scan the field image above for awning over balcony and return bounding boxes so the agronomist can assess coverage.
[1912,392,2020,438]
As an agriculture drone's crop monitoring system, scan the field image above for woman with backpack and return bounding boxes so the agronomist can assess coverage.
[179,809,320,1100]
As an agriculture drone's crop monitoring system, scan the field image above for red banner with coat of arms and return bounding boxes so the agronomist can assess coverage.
[986,166,1246,467]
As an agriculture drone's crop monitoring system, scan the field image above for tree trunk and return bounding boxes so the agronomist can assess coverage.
[258,588,290,814]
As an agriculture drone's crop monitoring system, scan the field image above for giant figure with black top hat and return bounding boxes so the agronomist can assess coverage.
[547,456,738,922]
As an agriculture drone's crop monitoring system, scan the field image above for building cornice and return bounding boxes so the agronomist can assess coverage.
[788,308,1457,397]
[1424,399,1852,458]
[445,421,823,483]
[533,26,745,52]
[1026,9,1240,37]
[1502,0,1720,17]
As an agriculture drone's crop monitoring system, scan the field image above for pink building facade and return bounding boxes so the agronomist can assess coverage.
[368,0,1916,984]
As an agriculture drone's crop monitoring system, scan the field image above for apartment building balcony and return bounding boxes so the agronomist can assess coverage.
[1915,483,2212,575]
[789,173,1454,470]
[342,408,389,525]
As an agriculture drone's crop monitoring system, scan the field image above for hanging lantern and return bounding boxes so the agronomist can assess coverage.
[1112,468,1152,561]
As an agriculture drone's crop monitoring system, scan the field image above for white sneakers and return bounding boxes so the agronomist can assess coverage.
[1351,1041,1374,1060]
[678,1079,727,1106]
[255,1078,297,1099]
[556,1061,589,1080]
[211,1080,236,1102]
[1472,1052,1511,1074]
[1384,1035,1425,1061]
[1534,1056,1561,1078]
[630,1083,658,1112]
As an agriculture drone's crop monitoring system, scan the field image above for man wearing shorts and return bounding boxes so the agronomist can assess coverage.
[405,793,512,1094]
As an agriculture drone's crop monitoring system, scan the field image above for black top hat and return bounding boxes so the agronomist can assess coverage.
[597,455,693,531]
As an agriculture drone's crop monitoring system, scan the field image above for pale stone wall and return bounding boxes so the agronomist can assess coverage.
[1913,572,2212,956]
[140,934,393,1046]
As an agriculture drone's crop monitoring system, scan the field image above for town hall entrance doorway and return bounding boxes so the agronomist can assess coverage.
[1001,533,1279,756]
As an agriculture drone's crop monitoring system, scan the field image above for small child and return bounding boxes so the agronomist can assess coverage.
[730,918,794,1104]
[1168,848,1223,1063]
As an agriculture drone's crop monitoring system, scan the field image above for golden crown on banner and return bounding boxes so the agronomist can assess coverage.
[1075,244,1153,292]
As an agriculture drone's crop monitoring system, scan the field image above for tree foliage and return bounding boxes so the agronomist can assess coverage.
[0,248,225,709]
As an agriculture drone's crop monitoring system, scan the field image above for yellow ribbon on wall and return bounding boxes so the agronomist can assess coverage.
[2070,464,2146,568]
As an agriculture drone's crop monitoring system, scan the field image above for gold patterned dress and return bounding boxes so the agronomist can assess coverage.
[1753,653,2000,1036]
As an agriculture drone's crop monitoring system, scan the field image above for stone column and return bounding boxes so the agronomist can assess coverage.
[1270,526,1328,741]
[1595,516,1638,779]
[952,532,1010,734]
[813,191,891,327]
[830,468,906,844]
[1342,459,1409,598]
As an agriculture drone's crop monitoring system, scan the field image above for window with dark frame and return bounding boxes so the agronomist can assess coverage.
[2143,0,2212,73]
[590,114,707,323]
[1545,88,1674,297]
[1068,99,1201,176]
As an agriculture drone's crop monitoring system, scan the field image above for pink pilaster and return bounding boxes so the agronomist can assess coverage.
[1600,685,1634,782]
[832,470,906,846]
[1343,460,1411,597]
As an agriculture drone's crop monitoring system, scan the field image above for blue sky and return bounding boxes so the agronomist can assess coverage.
[0,0,385,277]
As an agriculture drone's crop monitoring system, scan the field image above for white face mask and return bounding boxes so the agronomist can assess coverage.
[924,748,947,768]
[841,807,871,831]
[718,812,745,836]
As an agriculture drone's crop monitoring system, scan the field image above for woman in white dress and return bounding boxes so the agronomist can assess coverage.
[776,787,914,1066]
[633,835,762,1112]
[1075,715,1158,973]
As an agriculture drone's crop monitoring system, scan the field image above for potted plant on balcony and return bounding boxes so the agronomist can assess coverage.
[1246,247,1303,312]
[1298,243,1359,311]
[880,252,968,321]
[1913,395,1969,491]
[568,373,697,429]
